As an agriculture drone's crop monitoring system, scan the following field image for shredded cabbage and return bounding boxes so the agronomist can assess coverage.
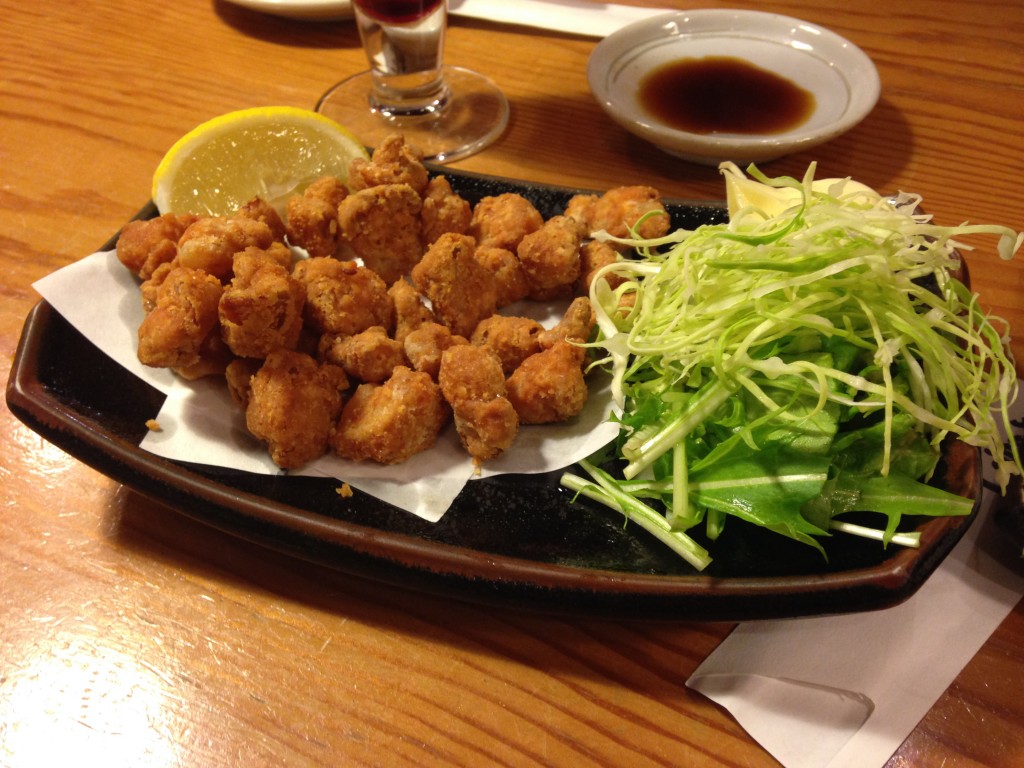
[562,163,1021,571]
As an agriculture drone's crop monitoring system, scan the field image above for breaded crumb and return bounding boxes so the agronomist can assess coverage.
[336,482,354,498]
[145,419,161,432]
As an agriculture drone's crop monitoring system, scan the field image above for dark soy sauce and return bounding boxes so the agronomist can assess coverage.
[638,56,817,135]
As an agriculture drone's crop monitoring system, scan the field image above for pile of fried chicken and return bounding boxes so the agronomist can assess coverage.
[116,134,670,470]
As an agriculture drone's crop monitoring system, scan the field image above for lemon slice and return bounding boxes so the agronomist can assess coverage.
[721,160,881,223]
[151,106,369,216]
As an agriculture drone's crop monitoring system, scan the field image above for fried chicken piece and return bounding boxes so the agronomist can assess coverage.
[218,247,306,358]
[331,365,449,464]
[410,232,497,338]
[516,214,581,299]
[403,321,467,380]
[140,261,174,312]
[438,345,518,462]
[116,213,198,280]
[451,397,520,463]
[468,193,545,251]
[173,333,235,380]
[438,344,506,403]
[421,175,472,246]
[236,197,288,242]
[336,183,423,285]
[538,296,595,355]
[285,176,349,257]
[569,186,671,245]
[563,193,599,239]
[348,133,430,197]
[175,215,276,281]
[319,326,407,383]
[262,241,297,271]
[225,358,261,410]
[474,245,531,307]
[506,341,589,424]
[304,175,349,209]
[388,278,435,343]
[137,266,224,370]
[292,256,394,336]
[285,195,336,257]
[470,314,544,375]
[246,349,348,469]
[578,239,625,294]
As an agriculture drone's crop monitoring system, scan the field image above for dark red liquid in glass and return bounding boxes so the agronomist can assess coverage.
[639,56,816,135]
[356,0,443,24]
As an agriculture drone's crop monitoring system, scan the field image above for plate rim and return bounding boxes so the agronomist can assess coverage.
[223,0,353,21]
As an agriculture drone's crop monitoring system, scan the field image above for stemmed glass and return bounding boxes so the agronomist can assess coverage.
[317,0,509,163]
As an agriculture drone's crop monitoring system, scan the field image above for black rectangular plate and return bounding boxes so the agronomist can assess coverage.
[6,168,981,621]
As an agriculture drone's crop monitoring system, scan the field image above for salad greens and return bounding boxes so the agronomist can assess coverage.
[561,163,1022,571]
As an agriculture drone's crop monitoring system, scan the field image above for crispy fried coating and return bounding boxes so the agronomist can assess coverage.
[421,175,472,246]
[175,215,276,281]
[570,186,670,244]
[292,257,394,336]
[468,193,544,251]
[563,193,599,239]
[304,175,349,209]
[225,358,261,410]
[174,333,234,380]
[348,133,430,196]
[337,183,423,285]
[319,326,407,383]
[116,213,198,280]
[263,241,297,270]
[539,296,595,350]
[403,321,467,380]
[331,366,449,464]
[516,215,581,299]
[451,397,519,462]
[410,233,497,338]
[285,176,349,257]
[246,349,348,469]
[137,266,224,370]
[286,196,337,257]
[438,344,506,403]
[470,315,543,374]
[140,262,173,313]
[218,247,306,358]
[439,345,518,462]
[285,197,336,257]
[388,278,435,343]
[474,245,531,307]
[578,239,624,294]
[236,197,288,242]
[506,341,589,424]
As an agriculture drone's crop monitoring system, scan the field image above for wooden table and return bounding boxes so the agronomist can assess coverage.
[2,0,1022,765]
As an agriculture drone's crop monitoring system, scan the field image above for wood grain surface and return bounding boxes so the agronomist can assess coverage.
[2,0,1022,765]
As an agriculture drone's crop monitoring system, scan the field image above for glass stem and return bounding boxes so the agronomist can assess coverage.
[355,3,449,117]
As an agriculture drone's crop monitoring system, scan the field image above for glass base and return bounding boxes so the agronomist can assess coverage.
[316,65,510,163]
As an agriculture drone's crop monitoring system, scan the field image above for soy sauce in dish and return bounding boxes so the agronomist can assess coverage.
[638,56,816,135]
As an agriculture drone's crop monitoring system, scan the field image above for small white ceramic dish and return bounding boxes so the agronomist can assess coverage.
[224,0,352,21]
[588,10,880,165]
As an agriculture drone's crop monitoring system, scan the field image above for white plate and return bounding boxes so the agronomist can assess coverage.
[225,0,353,21]
[588,10,880,165]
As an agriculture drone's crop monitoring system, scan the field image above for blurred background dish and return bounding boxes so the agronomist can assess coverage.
[224,0,353,21]
[588,9,880,165]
